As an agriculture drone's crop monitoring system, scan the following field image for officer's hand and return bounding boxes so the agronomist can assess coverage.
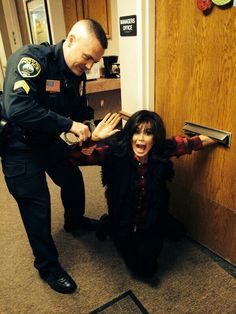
[69,121,91,144]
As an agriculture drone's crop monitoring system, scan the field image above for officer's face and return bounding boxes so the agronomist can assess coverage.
[64,35,105,76]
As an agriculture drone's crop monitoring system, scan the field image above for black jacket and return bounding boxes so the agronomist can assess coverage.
[101,148,174,234]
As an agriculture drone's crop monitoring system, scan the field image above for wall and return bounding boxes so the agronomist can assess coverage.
[155,0,236,265]
[117,0,155,114]
[97,0,119,72]
[1,0,22,52]
[104,0,119,56]
[0,32,6,91]
[0,0,119,89]
[0,1,11,58]
[47,0,66,43]
[0,0,12,88]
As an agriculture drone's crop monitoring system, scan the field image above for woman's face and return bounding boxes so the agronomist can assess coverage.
[131,122,154,163]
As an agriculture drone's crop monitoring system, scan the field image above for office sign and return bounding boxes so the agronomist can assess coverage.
[120,15,137,37]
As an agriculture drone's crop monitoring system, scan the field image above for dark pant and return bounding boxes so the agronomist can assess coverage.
[111,226,164,277]
[2,155,85,271]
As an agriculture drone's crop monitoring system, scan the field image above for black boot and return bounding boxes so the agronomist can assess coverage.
[39,263,77,294]
[165,214,185,241]
[96,213,110,241]
[64,216,99,236]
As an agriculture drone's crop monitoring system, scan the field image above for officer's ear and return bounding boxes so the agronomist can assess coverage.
[67,35,76,48]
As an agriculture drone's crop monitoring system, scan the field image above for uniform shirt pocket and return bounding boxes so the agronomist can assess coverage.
[47,93,68,116]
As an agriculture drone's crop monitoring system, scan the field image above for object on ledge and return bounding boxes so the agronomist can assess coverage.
[119,110,131,121]
[103,55,120,78]
[86,62,100,80]
[183,121,232,147]
[196,0,213,13]
[212,0,233,8]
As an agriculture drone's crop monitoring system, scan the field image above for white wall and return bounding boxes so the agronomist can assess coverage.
[104,0,119,56]
[117,0,155,114]
[47,0,66,43]
[97,0,119,73]
[0,31,6,91]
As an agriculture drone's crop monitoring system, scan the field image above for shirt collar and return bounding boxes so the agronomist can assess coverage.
[133,154,148,165]
[51,40,67,73]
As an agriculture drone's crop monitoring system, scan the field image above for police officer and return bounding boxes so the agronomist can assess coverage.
[1,19,107,293]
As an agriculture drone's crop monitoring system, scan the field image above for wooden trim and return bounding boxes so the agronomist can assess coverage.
[15,0,30,44]
[106,0,112,39]
[86,78,120,94]
[119,110,131,121]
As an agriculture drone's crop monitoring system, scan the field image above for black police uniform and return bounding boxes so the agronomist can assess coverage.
[1,41,93,272]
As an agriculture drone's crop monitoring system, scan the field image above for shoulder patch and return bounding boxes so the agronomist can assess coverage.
[17,57,41,78]
[13,80,30,94]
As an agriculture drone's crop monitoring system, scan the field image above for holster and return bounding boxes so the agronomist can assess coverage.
[0,119,12,155]
[0,93,9,155]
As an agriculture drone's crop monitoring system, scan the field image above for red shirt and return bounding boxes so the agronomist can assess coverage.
[70,135,203,166]
[70,136,203,226]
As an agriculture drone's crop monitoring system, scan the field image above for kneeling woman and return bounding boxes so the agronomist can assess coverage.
[70,110,215,278]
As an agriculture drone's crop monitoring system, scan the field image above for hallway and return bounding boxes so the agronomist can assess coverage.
[0,165,235,314]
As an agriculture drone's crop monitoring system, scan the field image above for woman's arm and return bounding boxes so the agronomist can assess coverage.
[69,112,120,166]
[69,142,109,166]
[170,135,217,157]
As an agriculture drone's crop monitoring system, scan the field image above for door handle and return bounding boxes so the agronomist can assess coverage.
[183,122,232,147]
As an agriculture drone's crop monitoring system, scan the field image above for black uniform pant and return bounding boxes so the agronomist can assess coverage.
[2,156,85,272]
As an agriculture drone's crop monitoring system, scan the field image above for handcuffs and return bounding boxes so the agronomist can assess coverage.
[63,119,96,145]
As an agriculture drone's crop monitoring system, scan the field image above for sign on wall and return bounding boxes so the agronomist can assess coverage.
[119,15,137,37]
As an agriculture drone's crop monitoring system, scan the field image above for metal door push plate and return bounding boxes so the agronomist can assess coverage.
[183,122,232,147]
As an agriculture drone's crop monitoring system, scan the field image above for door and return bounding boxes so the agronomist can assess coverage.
[155,0,236,264]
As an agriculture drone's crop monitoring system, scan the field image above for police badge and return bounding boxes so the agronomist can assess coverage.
[18,57,41,78]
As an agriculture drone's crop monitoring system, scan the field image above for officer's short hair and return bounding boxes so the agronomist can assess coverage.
[85,19,108,49]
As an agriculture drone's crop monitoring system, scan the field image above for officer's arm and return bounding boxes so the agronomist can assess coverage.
[4,54,72,135]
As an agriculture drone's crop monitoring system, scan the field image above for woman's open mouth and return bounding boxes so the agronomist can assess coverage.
[135,143,147,153]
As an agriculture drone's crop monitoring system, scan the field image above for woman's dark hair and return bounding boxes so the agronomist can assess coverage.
[110,110,173,160]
